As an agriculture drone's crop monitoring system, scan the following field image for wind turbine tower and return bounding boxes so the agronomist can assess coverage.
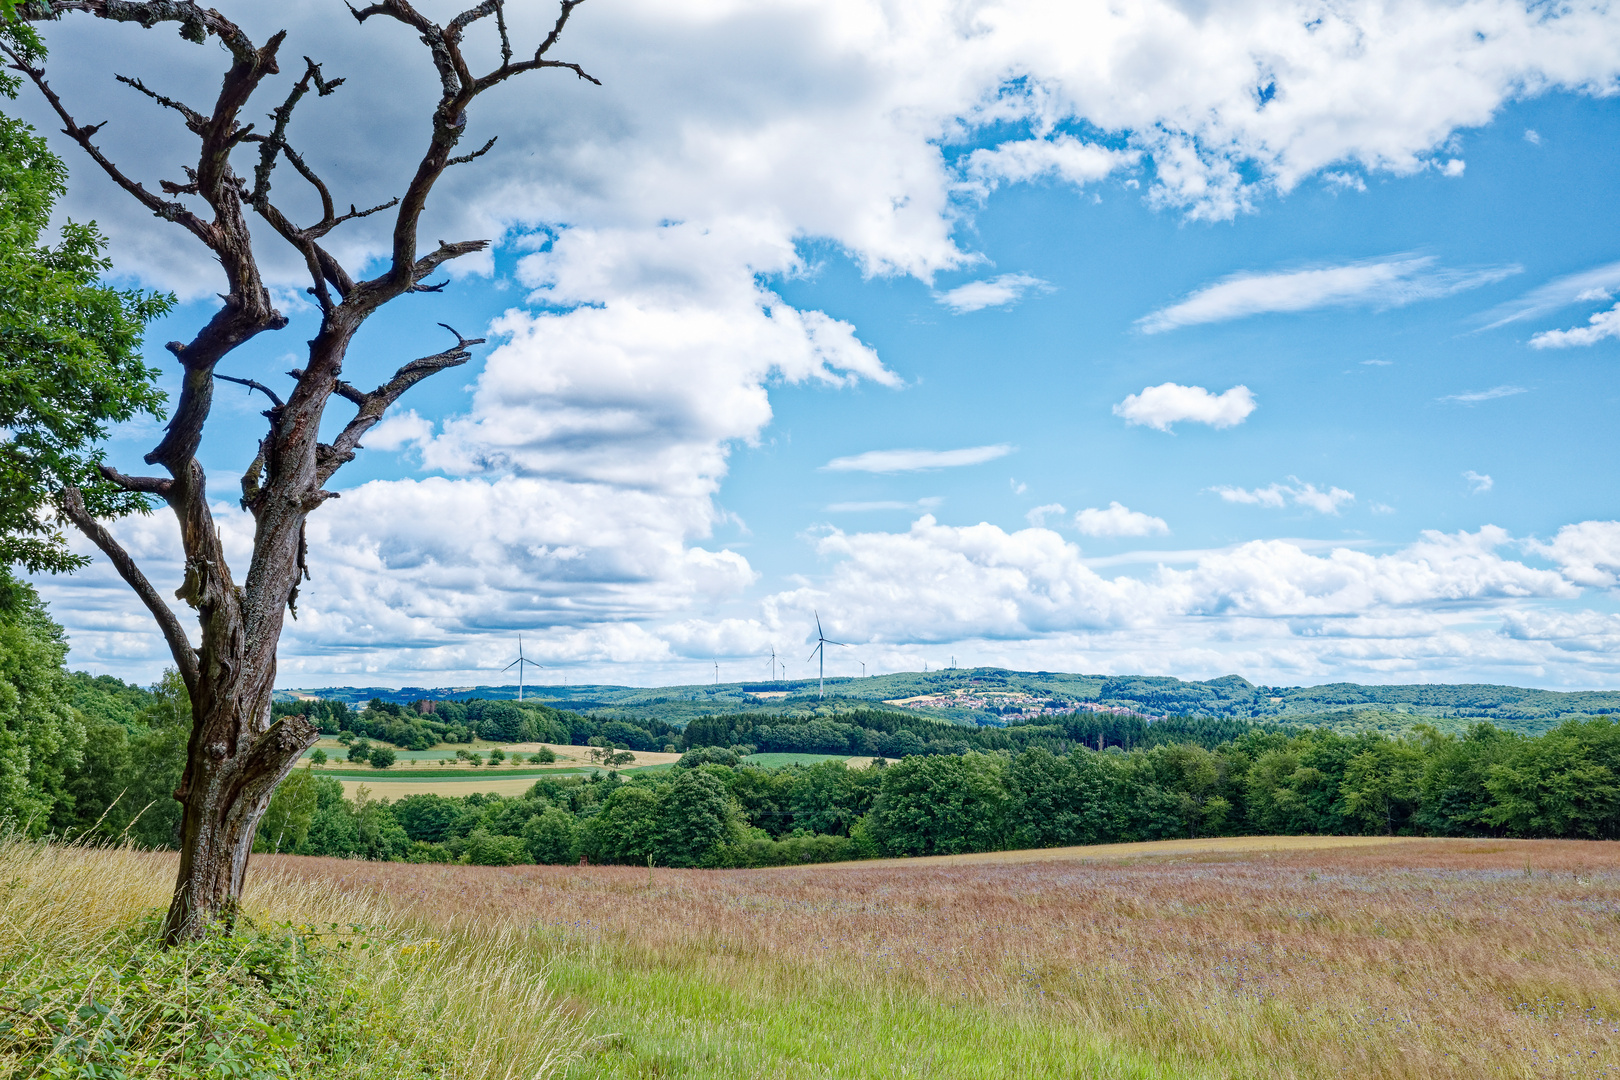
[503,635,543,701]
[807,611,848,700]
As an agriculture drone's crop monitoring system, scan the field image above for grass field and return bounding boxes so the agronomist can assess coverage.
[264,835,1617,1078]
[15,835,1620,1078]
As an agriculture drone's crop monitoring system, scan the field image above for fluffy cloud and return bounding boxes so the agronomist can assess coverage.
[25,0,1620,687]
[1463,470,1494,494]
[1214,478,1355,514]
[1526,521,1620,588]
[762,518,1579,651]
[1138,255,1519,333]
[1114,383,1256,431]
[1074,502,1170,538]
[823,445,1014,473]
[935,274,1050,313]
[1530,302,1620,348]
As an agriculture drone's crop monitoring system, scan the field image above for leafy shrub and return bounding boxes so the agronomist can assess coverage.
[464,829,531,866]
[368,747,397,769]
[348,741,371,764]
[530,747,557,764]
[523,807,579,864]
[677,746,739,769]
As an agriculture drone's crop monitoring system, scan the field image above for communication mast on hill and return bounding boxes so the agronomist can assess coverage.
[807,611,848,699]
[503,635,542,701]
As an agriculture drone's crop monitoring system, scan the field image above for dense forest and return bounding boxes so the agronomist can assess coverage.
[257,716,1620,870]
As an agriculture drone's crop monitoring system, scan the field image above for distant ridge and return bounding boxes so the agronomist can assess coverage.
[276,668,1620,736]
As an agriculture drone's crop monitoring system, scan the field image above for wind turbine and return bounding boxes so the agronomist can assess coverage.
[807,611,848,699]
[503,635,542,701]
[767,646,779,682]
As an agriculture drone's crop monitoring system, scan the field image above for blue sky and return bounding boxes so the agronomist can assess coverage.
[22,0,1620,689]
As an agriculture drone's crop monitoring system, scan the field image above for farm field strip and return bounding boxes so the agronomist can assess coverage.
[259,836,1620,1079]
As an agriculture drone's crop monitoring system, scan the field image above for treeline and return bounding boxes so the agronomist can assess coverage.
[271,696,678,752]
[681,708,1259,757]
[259,716,1620,870]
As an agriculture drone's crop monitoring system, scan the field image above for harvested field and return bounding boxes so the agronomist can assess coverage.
[256,836,1620,1079]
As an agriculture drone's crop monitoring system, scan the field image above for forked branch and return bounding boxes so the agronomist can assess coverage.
[58,487,200,690]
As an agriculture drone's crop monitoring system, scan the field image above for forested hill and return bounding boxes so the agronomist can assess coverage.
[278,668,1620,735]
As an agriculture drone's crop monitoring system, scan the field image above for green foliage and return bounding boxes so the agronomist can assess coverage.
[464,828,532,865]
[256,768,318,853]
[0,79,171,573]
[524,806,579,864]
[2,912,443,1078]
[310,748,328,766]
[0,570,81,832]
[348,741,372,764]
[871,752,1008,857]
[529,747,557,764]
[656,769,743,867]
[367,747,397,770]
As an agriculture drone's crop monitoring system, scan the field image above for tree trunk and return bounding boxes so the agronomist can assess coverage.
[163,710,317,942]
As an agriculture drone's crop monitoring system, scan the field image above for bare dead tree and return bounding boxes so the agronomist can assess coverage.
[7,0,597,943]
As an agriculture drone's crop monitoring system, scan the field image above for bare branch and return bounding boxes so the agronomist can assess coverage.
[99,465,174,497]
[214,372,285,410]
[114,73,208,132]
[445,135,496,168]
[2,42,213,242]
[318,325,484,485]
[59,486,200,690]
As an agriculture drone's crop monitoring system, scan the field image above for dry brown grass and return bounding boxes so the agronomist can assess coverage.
[255,836,1620,1079]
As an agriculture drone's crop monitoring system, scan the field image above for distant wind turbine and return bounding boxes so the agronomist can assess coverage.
[807,611,848,699]
[714,660,719,685]
[503,635,543,701]
[768,645,779,682]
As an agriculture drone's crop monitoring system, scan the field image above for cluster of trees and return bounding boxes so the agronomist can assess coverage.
[271,695,677,753]
[682,708,1258,758]
[256,716,1620,870]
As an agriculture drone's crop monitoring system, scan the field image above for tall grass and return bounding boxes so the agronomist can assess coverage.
[0,835,591,1078]
[10,835,1620,1078]
[262,837,1620,1079]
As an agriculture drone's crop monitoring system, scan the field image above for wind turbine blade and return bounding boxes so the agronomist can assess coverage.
[807,645,821,663]
[826,639,849,647]
[815,611,823,638]
[503,659,520,672]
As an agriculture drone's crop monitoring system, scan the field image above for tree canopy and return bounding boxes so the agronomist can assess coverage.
[0,24,170,574]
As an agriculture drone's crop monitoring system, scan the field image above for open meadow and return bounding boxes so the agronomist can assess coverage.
[11,834,1619,1079]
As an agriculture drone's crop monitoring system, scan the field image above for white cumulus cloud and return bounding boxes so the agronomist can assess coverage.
[1529,302,1620,348]
[1214,478,1355,515]
[1114,383,1256,432]
[1463,470,1494,494]
[1074,502,1170,538]
[1526,521,1620,588]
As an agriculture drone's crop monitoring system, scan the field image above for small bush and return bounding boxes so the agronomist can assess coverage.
[489,747,506,763]
[348,741,372,764]
[677,746,739,769]
[310,748,328,766]
[368,747,397,769]
[529,747,557,764]
[464,829,531,866]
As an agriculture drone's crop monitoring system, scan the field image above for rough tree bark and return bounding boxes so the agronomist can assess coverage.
[6,0,597,943]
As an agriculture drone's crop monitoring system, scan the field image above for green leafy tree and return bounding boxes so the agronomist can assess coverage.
[523,806,578,864]
[871,752,1009,856]
[255,767,317,853]
[348,741,372,765]
[367,747,397,770]
[464,828,531,865]
[656,768,742,867]
[581,784,661,865]
[1341,740,1426,835]
[0,570,82,832]
[0,27,170,575]
[310,748,327,766]
[1484,718,1620,838]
